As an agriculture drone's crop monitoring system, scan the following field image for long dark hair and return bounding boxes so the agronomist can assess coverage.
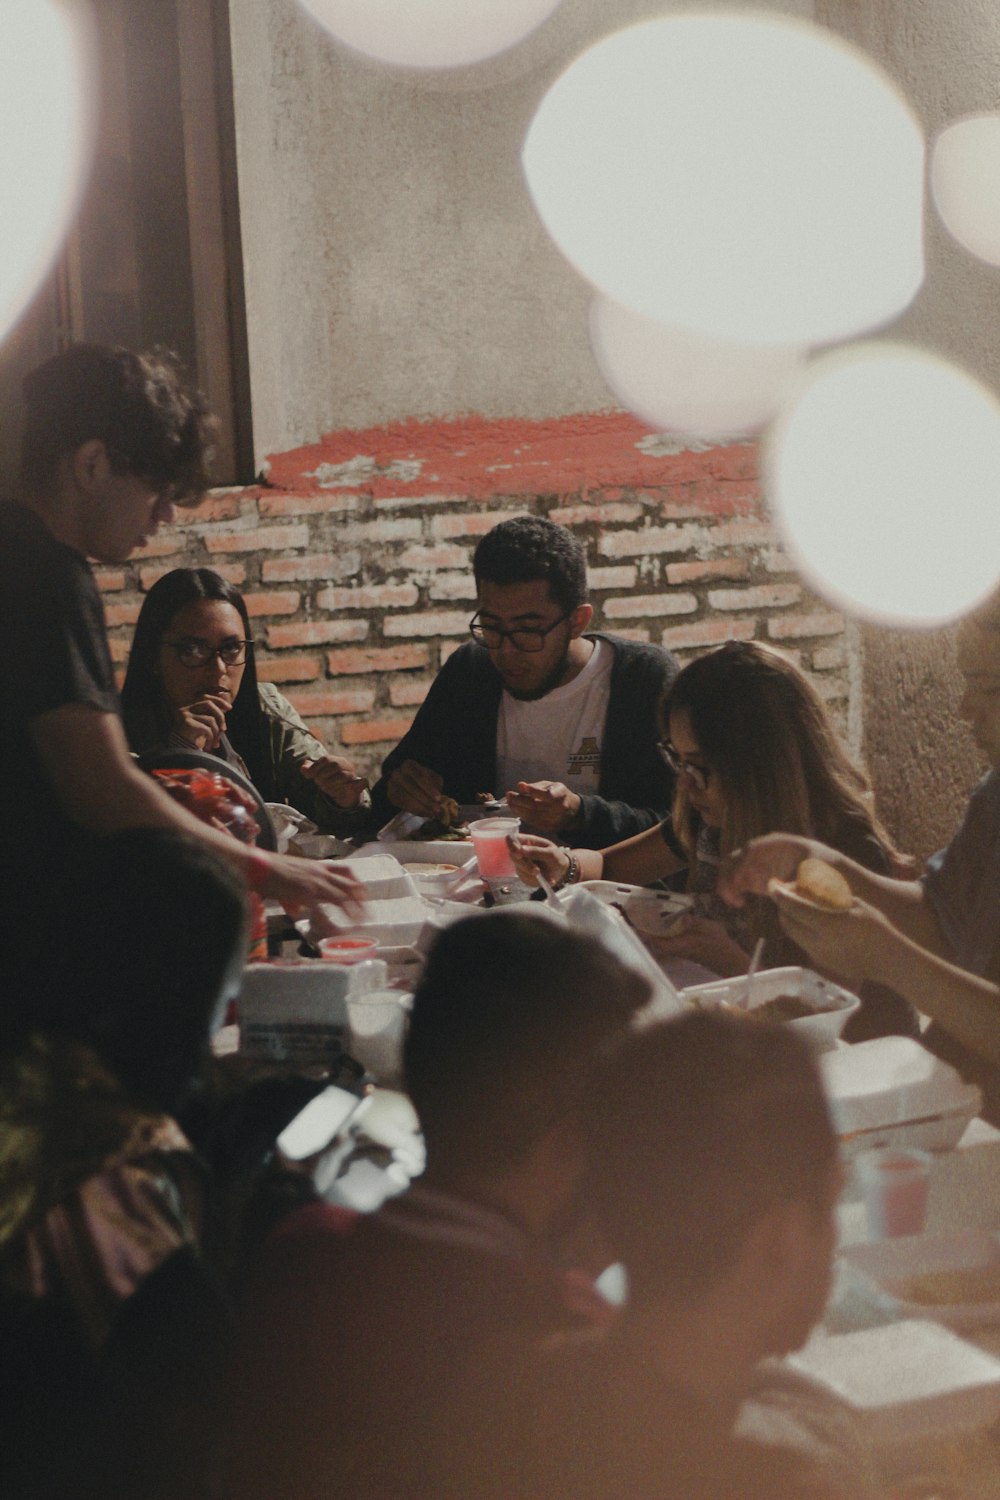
[662,640,898,863]
[121,567,276,799]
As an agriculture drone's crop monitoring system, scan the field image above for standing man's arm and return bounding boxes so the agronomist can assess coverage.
[31,706,366,915]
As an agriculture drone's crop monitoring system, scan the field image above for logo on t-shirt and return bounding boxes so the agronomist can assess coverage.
[567,735,601,779]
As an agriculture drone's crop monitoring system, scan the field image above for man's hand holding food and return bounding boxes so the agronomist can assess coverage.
[506,780,581,835]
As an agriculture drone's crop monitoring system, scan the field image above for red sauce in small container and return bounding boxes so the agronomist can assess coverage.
[318,937,378,965]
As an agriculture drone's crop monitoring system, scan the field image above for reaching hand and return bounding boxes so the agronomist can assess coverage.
[259,853,369,930]
[718,833,829,908]
[770,883,893,989]
[508,833,572,889]
[172,692,230,753]
[300,754,369,808]
[386,759,444,820]
[645,914,751,977]
[506,780,582,835]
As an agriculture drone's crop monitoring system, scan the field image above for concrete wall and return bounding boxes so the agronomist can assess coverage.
[817,0,1000,857]
[227,0,811,459]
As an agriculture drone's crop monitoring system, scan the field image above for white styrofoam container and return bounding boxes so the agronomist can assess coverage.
[789,1320,1000,1447]
[681,965,861,1047]
[318,854,418,901]
[317,894,432,947]
[575,880,693,937]
[238,958,386,1063]
[842,1229,1000,1332]
[820,1036,982,1157]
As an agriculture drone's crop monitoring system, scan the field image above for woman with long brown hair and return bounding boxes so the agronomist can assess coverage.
[513,640,912,1034]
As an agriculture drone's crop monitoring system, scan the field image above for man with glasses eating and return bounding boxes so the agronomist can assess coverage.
[369,516,679,847]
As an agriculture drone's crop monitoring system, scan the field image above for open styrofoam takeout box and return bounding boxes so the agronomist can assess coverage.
[789,1319,1000,1448]
[574,879,693,937]
[679,965,861,1048]
[352,842,482,899]
[238,957,387,1064]
[841,1229,1000,1332]
[819,1035,982,1158]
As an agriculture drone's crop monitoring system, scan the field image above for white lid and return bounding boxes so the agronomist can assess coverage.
[319,894,431,947]
[323,854,416,901]
[819,1035,980,1137]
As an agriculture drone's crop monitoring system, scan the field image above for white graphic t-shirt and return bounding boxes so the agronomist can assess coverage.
[495,639,613,798]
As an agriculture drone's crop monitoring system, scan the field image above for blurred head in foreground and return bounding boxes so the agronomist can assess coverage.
[957,585,1000,768]
[590,1011,839,1362]
[405,911,650,1229]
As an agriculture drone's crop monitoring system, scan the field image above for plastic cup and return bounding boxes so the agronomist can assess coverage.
[346,991,407,1083]
[469,817,519,881]
[855,1146,933,1239]
[318,936,378,965]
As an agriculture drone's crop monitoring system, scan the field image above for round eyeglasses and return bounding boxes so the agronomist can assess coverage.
[163,637,254,669]
[656,739,711,795]
[469,610,571,654]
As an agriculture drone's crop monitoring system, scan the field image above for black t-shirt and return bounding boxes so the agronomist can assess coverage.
[0,503,119,876]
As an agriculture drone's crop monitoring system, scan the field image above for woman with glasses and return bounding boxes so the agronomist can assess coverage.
[122,569,369,831]
[513,641,911,1031]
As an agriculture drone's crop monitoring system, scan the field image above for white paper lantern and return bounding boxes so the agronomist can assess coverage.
[765,344,1000,627]
[931,114,1000,268]
[0,0,94,341]
[523,13,924,346]
[297,0,564,70]
[590,295,805,439]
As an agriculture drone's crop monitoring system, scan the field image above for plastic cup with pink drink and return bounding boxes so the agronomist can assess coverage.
[469,818,520,881]
[855,1146,933,1239]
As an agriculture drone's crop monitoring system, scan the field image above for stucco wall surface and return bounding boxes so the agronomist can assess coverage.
[817,0,1000,859]
[228,0,812,461]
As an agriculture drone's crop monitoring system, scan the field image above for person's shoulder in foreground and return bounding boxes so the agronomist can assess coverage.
[501,1010,858,1500]
[214,912,651,1500]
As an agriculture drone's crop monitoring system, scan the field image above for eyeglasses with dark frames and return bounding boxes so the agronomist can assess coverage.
[656,739,711,795]
[469,610,572,654]
[163,637,255,669]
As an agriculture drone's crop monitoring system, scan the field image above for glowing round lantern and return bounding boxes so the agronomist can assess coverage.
[0,0,94,341]
[590,295,805,439]
[931,114,1000,268]
[765,344,1000,626]
[523,13,924,346]
[296,0,564,70]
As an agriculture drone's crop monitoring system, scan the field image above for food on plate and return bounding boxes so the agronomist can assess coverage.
[750,994,832,1022]
[475,791,497,804]
[769,856,854,911]
[895,1263,1000,1307]
[409,795,471,842]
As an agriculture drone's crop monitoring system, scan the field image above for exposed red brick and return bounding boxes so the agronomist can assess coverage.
[337,518,422,545]
[108,635,130,663]
[243,590,301,618]
[94,569,127,592]
[666,557,749,586]
[374,492,468,510]
[605,592,698,619]
[429,574,476,602]
[598,523,708,559]
[103,597,144,627]
[390,678,432,708]
[383,610,468,639]
[767,612,845,642]
[609,627,651,643]
[267,619,369,649]
[255,655,322,683]
[709,521,775,549]
[398,544,468,571]
[316,583,419,611]
[764,550,794,574]
[432,511,529,539]
[708,583,801,612]
[812,645,847,671]
[205,524,310,554]
[140,561,246,592]
[285,688,377,718]
[326,645,429,675]
[258,491,368,517]
[588,565,637,591]
[548,503,643,527]
[134,534,183,559]
[182,491,243,523]
[342,717,414,746]
[661,617,758,650]
[262,553,359,584]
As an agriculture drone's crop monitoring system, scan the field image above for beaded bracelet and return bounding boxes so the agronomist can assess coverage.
[553,852,580,891]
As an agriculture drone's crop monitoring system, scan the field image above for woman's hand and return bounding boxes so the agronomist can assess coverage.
[646,914,752,977]
[508,832,572,889]
[260,854,369,928]
[718,833,831,907]
[770,884,896,988]
[172,692,230,753]
[300,754,369,808]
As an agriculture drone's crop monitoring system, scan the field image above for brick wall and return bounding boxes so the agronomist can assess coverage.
[97,410,854,782]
